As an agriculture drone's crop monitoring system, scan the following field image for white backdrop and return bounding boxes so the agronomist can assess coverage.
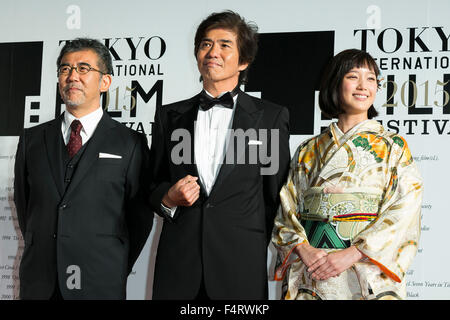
[0,0,449,299]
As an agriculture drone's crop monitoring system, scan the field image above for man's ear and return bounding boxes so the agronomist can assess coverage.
[100,74,112,92]
[238,62,249,72]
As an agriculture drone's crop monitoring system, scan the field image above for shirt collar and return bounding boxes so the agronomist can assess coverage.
[204,87,239,97]
[62,107,103,137]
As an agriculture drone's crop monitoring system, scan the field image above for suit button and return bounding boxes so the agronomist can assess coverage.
[53,233,57,239]
[64,178,71,183]
[206,203,214,209]
[59,204,67,210]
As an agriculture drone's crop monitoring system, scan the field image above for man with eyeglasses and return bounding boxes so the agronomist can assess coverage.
[14,38,153,300]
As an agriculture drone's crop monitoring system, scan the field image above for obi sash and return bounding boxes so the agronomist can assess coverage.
[300,187,382,249]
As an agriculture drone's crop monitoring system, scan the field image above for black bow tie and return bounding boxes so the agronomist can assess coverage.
[198,87,239,111]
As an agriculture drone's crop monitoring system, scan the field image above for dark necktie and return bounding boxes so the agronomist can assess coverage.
[67,120,83,158]
[198,86,240,111]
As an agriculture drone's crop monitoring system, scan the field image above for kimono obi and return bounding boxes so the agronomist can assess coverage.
[300,187,382,223]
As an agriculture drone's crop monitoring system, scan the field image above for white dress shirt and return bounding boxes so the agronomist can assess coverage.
[162,90,238,217]
[195,90,237,195]
[61,106,104,145]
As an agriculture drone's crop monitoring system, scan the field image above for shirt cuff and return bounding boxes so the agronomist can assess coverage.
[161,203,177,218]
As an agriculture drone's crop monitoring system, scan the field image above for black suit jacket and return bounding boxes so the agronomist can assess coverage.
[14,112,153,299]
[149,91,290,299]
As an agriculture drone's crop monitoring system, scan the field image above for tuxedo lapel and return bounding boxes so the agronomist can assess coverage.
[168,95,201,181]
[44,115,65,197]
[62,112,115,200]
[208,92,263,199]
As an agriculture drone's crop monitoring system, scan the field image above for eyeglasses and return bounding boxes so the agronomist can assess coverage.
[58,63,105,76]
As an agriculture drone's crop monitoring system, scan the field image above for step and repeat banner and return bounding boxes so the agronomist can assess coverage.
[1,0,449,299]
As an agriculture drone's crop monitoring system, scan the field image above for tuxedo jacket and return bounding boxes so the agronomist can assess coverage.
[14,112,153,299]
[149,91,290,299]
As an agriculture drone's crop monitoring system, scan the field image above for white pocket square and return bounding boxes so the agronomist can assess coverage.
[248,140,262,145]
[99,152,122,159]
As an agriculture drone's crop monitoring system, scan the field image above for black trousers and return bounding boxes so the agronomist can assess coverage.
[50,278,63,300]
[195,275,210,300]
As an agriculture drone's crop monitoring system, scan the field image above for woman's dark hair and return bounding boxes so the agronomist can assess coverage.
[56,37,113,75]
[194,10,258,84]
[319,48,381,119]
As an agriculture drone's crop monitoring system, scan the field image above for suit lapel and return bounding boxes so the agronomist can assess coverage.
[168,95,200,180]
[62,112,116,200]
[44,115,65,197]
[208,91,263,199]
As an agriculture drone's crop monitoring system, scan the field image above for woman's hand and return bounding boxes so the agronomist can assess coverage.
[310,246,364,281]
[295,243,328,271]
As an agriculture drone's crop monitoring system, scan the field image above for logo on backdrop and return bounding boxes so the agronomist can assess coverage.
[354,26,450,135]
[6,29,449,137]
[0,42,43,136]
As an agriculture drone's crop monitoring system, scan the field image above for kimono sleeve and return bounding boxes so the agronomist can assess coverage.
[271,146,310,281]
[353,136,423,283]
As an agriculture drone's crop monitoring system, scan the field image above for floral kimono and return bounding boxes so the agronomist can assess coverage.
[272,120,423,300]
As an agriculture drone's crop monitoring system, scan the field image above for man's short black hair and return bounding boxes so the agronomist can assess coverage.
[319,48,381,119]
[194,10,258,85]
[57,37,113,75]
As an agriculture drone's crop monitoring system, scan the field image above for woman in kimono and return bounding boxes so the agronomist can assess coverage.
[272,49,423,300]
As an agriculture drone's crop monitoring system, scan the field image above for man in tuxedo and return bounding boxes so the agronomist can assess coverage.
[14,38,153,299]
[150,11,290,299]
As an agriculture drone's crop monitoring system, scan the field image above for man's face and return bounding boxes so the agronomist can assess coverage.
[58,49,111,113]
[196,28,248,90]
